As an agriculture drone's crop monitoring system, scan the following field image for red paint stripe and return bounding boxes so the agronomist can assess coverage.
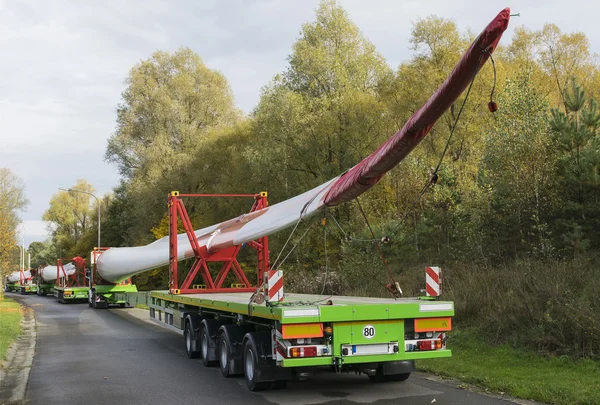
[276,342,288,358]
[426,283,438,297]
[269,277,284,299]
[268,270,279,281]
[426,267,439,284]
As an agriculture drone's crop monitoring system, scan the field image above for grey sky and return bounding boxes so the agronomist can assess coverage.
[1,0,598,246]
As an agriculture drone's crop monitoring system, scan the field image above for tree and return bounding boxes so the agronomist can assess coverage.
[105,47,243,244]
[248,0,392,194]
[43,180,98,258]
[549,79,600,255]
[106,47,242,179]
[480,68,555,259]
[28,240,58,269]
[0,168,28,298]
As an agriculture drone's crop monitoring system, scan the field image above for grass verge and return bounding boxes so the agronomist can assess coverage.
[0,297,23,361]
[417,330,600,405]
[135,303,149,310]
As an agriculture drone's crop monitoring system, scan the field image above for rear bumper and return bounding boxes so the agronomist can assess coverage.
[280,349,451,367]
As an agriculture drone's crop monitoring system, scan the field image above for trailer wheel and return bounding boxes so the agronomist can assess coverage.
[200,326,217,366]
[243,339,270,392]
[218,333,232,377]
[184,321,200,359]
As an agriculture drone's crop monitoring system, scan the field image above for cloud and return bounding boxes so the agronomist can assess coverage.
[21,220,50,247]
[1,0,598,236]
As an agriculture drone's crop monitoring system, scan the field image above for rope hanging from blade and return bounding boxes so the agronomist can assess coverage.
[328,47,499,297]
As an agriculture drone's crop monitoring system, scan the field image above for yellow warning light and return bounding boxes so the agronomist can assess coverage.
[171,191,180,196]
[260,191,268,197]
[173,289,181,295]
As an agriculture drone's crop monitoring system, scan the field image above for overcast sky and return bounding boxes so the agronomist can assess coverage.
[1,0,598,247]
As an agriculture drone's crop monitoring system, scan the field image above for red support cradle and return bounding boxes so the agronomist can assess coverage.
[168,192,270,295]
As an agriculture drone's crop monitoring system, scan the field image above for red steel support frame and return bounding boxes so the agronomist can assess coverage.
[56,257,87,288]
[168,192,269,295]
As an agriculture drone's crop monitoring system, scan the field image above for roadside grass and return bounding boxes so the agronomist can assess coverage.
[417,330,600,405]
[0,297,22,361]
[135,303,149,310]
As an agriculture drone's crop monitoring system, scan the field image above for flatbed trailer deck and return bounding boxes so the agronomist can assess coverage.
[90,284,138,308]
[148,290,453,390]
[5,282,20,293]
[19,284,37,295]
[37,283,53,296]
[54,286,89,303]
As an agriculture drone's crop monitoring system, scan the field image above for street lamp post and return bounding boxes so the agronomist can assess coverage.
[19,235,25,271]
[58,188,101,249]
[15,244,23,270]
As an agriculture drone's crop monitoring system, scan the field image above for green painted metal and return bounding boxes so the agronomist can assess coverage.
[55,286,89,300]
[19,284,37,294]
[148,290,454,369]
[150,291,454,324]
[280,349,452,367]
[37,284,54,295]
[96,284,138,304]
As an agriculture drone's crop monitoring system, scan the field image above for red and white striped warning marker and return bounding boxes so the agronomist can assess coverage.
[266,270,284,302]
[425,266,441,297]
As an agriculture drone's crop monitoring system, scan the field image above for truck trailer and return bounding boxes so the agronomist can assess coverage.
[88,248,137,309]
[19,269,37,295]
[4,270,23,293]
[53,257,89,303]
[92,7,509,392]
[107,192,452,391]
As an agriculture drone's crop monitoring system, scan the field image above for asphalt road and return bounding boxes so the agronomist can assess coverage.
[12,293,518,405]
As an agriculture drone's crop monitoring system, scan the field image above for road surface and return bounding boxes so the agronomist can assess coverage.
[12,293,517,405]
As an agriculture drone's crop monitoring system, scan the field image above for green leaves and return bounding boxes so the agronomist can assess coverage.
[106,47,241,179]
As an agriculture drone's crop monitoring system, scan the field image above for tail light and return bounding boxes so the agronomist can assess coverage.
[289,346,318,358]
[417,339,443,351]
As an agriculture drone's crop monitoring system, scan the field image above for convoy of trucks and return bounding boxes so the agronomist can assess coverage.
[3,6,510,394]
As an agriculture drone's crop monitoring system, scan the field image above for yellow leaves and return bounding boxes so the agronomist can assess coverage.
[0,169,27,276]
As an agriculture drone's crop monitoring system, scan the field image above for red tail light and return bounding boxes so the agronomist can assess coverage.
[417,339,443,351]
[289,346,318,357]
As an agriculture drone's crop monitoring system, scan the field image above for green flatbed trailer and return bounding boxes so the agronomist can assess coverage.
[54,286,89,303]
[89,284,138,309]
[146,290,453,391]
[19,284,37,295]
[6,282,20,293]
[37,283,54,296]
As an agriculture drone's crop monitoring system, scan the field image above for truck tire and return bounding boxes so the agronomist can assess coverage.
[88,290,94,307]
[218,332,233,377]
[200,325,217,366]
[242,338,270,392]
[184,321,201,359]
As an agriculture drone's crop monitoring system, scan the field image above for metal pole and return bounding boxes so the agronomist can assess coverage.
[15,245,23,270]
[28,252,30,270]
[58,188,101,249]
[20,235,25,271]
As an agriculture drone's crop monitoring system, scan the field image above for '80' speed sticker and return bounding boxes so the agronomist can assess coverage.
[362,325,376,339]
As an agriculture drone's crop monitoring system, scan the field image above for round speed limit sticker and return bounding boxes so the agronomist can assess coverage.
[362,325,376,339]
